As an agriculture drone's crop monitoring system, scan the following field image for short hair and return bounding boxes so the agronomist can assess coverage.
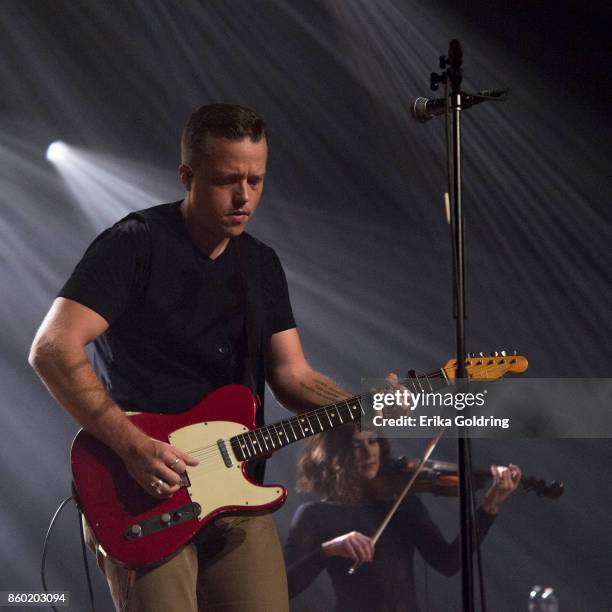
[295,425,392,504]
[181,103,267,166]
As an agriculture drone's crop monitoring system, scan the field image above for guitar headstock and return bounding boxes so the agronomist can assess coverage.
[443,351,528,382]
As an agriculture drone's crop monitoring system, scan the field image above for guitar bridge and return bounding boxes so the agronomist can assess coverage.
[125,502,201,540]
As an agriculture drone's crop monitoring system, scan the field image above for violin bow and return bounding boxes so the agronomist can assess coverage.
[348,426,447,575]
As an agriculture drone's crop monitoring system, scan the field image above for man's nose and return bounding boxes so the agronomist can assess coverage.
[234,179,249,205]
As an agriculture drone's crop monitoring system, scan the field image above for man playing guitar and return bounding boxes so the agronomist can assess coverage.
[29,104,353,612]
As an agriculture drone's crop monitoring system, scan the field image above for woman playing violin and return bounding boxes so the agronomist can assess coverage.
[285,425,521,612]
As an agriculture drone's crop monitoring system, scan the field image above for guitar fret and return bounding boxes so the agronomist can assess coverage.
[299,415,312,436]
[231,438,244,462]
[248,431,261,455]
[254,428,268,452]
[264,426,277,450]
[314,410,324,431]
[424,375,434,392]
[337,403,345,424]
[235,434,244,460]
[287,418,298,441]
[242,433,255,458]
[305,413,315,434]
[271,423,284,447]
[274,421,290,446]
[277,420,287,441]
[277,420,288,442]
[324,408,333,427]
[294,416,306,438]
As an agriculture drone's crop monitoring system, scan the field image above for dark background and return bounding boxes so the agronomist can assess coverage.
[1,1,610,610]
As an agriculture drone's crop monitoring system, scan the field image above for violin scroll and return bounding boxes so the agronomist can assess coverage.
[521,476,564,499]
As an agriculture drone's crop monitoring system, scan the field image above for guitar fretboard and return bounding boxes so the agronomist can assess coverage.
[230,396,364,461]
[229,368,448,462]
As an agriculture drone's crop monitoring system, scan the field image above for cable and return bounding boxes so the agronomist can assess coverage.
[41,495,95,612]
[76,501,96,612]
[41,495,73,612]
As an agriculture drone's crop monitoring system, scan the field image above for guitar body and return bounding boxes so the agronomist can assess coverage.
[71,385,287,568]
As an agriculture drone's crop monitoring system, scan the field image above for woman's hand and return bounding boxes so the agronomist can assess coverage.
[483,463,522,514]
[322,531,375,562]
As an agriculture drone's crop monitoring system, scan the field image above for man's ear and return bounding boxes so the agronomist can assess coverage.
[179,164,193,191]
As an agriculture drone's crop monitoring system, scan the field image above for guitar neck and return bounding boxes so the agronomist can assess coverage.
[230,396,364,461]
[230,368,448,462]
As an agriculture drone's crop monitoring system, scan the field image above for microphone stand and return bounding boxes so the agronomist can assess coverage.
[431,40,476,611]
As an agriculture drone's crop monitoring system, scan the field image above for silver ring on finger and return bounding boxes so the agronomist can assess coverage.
[150,478,164,493]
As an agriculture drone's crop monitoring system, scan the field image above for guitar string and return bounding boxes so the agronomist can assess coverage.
[174,362,512,460]
[178,369,448,458]
[174,362,512,459]
[177,397,368,458]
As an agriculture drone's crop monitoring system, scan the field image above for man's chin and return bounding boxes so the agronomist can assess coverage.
[225,226,247,238]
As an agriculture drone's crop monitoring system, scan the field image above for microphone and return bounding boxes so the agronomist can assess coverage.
[411,89,508,123]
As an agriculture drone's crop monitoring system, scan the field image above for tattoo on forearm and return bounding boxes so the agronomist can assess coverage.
[300,378,349,403]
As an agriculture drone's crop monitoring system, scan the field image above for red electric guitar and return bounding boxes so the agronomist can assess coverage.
[71,352,527,567]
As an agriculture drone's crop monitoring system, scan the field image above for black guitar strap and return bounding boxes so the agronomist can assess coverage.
[236,234,267,483]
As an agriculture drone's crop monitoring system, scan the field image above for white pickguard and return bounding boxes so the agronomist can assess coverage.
[168,421,283,518]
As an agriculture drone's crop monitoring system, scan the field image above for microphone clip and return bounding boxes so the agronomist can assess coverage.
[430,70,445,92]
[430,40,463,92]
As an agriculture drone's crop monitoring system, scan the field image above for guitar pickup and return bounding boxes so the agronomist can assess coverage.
[217,438,233,468]
[125,502,201,540]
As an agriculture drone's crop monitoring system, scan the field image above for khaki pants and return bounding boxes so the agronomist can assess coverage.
[85,514,289,612]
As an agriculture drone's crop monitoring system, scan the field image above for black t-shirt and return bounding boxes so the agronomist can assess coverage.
[59,201,295,414]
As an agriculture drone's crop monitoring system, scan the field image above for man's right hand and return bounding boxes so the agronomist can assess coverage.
[321,531,375,563]
[120,436,200,499]
[29,297,201,500]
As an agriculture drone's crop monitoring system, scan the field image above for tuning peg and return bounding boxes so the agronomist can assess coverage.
[479,352,484,357]
[512,349,517,356]
[500,350,507,356]
[469,352,476,358]
[490,351,499,357]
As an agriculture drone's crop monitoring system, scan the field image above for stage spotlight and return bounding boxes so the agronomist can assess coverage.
[46,141,69,162]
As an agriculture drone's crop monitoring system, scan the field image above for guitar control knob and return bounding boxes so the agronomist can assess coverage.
[161,513,172,525]
[129,524,142,537]
[174,511,183,521]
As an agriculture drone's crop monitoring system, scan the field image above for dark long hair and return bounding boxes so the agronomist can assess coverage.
[295,425,391,504]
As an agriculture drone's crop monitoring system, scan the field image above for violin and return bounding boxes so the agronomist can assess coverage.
[368,457,564,500]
